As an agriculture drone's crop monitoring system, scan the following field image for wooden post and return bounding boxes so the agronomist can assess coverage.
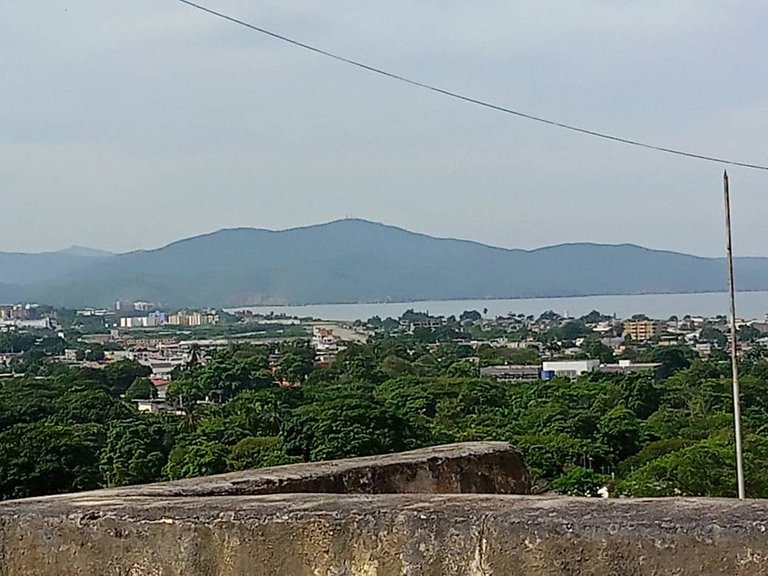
[724,170,746,499]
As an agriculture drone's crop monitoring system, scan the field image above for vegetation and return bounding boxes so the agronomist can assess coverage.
[0,332,766,500]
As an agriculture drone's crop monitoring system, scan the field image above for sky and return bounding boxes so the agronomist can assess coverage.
[3,1,768,256]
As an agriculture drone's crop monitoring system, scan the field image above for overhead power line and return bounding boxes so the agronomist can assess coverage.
[175,0,768,172]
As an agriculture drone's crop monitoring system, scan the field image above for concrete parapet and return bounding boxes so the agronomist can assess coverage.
[0,443,764,575]
[102,441,533,498]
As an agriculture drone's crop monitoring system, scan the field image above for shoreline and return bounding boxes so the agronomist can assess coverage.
[223,291,768,323]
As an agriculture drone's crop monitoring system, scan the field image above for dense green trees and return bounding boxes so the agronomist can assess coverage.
[167,345,276,408]
[0,332,37,354]
[477,344,539,366]
[103,360,152,397]
[543,320,591,344]
[2,333,768,500]
[164,440,230,480]
[276,342,315,384]
[0,422,105,499]
[100,418,176,487]
[124,378,158,401]
[619,435,768,497]
[699,325,728,348]
[228,437,299,470]
[284,392,413,461]
[581,338,615,364]
[551,466,605,497]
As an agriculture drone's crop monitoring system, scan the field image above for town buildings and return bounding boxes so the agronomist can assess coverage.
[482,359,662,382]
[166,310,218,327]
[480,365,540,382]
[623,319,664,342]
[119,312,167,328]
[311,325,346,365]
[598,359,663,377]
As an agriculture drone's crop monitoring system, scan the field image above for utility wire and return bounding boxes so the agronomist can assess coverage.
[176,0,768,171]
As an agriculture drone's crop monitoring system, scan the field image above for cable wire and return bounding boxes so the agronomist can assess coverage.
[175,0,768,171]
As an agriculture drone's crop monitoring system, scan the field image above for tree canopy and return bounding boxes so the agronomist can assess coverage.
[1,333,767,500]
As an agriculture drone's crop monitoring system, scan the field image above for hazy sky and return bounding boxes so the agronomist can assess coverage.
[3,1,768,255]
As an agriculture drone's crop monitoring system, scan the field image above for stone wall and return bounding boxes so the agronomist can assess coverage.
[101,441,533,498]
[0,443,765,575]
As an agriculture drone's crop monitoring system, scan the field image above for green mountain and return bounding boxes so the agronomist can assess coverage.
[4,219,768,307]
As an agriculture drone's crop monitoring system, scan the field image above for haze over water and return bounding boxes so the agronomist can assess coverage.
[233,291,768,322]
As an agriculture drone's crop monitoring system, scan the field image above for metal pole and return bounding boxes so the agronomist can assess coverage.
[723,170,746,499]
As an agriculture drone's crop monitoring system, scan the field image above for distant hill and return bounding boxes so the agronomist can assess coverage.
[57,245,114,258]
[0,246,112,290]
[4,219,768,308]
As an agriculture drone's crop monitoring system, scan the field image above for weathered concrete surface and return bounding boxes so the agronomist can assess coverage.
[3,495,768,575]
[0,443,766,575]
[101,441,533,498]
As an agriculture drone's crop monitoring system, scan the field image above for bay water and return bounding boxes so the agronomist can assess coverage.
[229,291,768,322]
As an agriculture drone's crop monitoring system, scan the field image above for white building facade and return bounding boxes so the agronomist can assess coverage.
[542,359,600,379]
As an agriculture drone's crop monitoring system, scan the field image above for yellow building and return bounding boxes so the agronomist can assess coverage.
[166,310,217,327]
[623,320,663,342]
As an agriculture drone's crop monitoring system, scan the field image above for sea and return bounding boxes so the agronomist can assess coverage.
[228,291,768,322]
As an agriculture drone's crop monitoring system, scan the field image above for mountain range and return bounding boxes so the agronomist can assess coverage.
[1,219,766,308]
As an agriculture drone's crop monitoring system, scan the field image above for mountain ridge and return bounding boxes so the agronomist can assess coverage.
[0,219,749,260]
[2,219,767,308]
